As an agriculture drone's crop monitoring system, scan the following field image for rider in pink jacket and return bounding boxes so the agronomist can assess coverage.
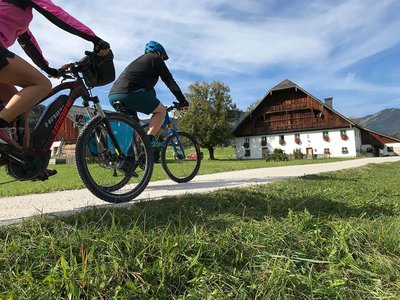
[0,0,110,148]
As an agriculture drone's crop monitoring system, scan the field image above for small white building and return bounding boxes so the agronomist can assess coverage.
[233,80,400,159]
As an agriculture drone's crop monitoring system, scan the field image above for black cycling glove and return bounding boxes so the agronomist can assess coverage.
[44,66,60,78]
[174,100,189,109]
[94,39,110,54]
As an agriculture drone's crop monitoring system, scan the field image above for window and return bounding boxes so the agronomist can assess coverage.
[261,136,267,146]
[294,133,301,144]
[279,135,285,141]
[324,148,330,154]
[340,129,348,140]
[387,147,394,152]
[245,149,251,157]
[243,137,250,148]
[323,131,329,141]
[366,147,374,153]
[342,147,349,154]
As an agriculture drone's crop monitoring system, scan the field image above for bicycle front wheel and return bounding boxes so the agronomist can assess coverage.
[75,113,153,203]
[161,131,201,183]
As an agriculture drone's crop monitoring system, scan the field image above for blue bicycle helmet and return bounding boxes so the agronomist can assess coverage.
[145,41,169,60]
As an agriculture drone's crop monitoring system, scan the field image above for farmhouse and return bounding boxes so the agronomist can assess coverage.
[233,79,400,159]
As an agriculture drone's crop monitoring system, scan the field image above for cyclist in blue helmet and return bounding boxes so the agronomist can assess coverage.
[145,40,169,60]
[109,41,188,148]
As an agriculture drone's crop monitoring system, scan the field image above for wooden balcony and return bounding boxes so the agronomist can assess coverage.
[265,101,322,114]
[259,121,331,134]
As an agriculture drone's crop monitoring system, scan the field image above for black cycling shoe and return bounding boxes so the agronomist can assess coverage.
[45,169,58,177]
[32,169,58,181]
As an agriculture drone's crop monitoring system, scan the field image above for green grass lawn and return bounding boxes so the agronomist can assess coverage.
[0,161,399,298]
[0,147,351,197]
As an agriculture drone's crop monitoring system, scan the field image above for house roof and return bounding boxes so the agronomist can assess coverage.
[234,79,400,142]
[270,79,298,92]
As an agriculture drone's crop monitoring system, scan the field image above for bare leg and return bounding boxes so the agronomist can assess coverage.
[0,83,31,147]
[0,55,51,122]
[147,103,166,136]
[0,83,19,141]
[0,83,17,103]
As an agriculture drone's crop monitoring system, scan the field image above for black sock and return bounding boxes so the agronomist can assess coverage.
[0,117,10,128]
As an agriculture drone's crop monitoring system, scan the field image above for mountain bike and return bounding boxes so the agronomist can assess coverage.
[0,51,153,203]
[112,101,201,183]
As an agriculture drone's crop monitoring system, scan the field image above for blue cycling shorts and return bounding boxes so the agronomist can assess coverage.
[109,88,160,115]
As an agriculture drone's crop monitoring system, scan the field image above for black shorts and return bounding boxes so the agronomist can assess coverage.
[0,45,16,71]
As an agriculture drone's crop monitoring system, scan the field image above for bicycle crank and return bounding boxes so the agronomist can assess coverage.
[5,148,48,180]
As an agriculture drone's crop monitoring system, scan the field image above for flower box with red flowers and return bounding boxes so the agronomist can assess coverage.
[279,139,285,145]
[341,134,348,141]
[323,135,330,142]
[295,137,301,144]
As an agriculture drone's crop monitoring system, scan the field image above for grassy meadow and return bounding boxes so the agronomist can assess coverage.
[0,160,399,298]
[0,147,350,197]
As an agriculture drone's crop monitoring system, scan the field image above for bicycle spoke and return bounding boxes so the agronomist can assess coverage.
[76,113,153,203]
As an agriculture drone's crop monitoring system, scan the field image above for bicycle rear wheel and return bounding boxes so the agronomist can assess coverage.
[75,112,153,203]
[161,131,201,183]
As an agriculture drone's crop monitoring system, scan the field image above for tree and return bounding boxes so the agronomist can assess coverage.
[246,99,262,114]
[179,81,240,159]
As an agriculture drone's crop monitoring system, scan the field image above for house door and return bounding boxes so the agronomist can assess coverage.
[306,147,313,158]
[262,148,268,159]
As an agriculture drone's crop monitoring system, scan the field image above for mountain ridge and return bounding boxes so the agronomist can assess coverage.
[351,108,400,138]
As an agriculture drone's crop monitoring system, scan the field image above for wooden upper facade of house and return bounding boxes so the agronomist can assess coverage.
[234,80,351,136]
[234,79,400,146]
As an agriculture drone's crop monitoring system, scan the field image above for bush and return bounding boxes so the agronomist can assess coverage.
[267,148,289,161]
[293,148,304,160]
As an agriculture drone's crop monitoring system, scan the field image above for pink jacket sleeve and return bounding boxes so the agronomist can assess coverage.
[29,0,100,43]
[18,0,104,73]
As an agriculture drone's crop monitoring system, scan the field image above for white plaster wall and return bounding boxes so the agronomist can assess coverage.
[236,136,264,159]
[236,128,359,159]
[383,143,400,156]
[360,143,400,157]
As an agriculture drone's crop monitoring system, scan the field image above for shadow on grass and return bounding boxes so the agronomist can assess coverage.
[59,183,398,232]
[301,174,355,182]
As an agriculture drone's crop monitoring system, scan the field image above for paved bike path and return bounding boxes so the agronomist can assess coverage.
[1,157,399,225]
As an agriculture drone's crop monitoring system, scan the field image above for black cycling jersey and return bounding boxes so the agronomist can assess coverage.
[109,52,185,103]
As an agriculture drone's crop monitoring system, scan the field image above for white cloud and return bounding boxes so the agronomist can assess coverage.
[7,0,400,116]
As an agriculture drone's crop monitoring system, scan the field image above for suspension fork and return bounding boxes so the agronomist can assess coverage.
[168,130,186,158]
[84,96,125,157]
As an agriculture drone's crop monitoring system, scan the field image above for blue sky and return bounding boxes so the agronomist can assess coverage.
[9,0,400,117]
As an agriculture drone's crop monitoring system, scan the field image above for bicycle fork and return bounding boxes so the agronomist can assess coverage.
[85,96,125,157]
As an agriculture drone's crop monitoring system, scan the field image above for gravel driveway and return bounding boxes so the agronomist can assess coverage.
[1,156,399,225]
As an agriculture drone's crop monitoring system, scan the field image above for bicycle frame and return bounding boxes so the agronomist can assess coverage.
[30,79,89,151]
[2,73,123,169]
[142,106,187,158]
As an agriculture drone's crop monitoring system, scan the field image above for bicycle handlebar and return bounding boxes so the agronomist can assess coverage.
[166,104,177,112]
[166,102,189,112]
[56,50,101,81]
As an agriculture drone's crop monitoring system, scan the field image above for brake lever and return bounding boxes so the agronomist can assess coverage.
[60,74,74,83]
